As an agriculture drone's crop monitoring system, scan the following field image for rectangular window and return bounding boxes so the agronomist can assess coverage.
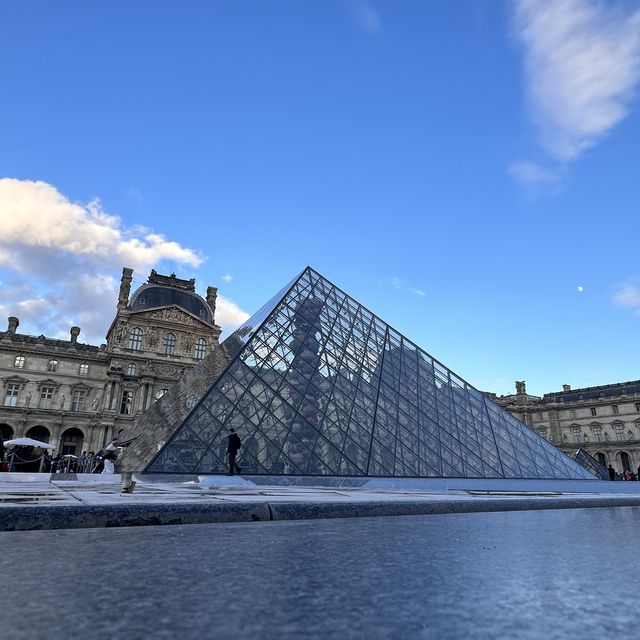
[569,409,576,418]
[612,405,619,415]
[127,363,137,376]
[71,389,86,412]
[614,424,625,441]
[120,390,134,415]
[636,402,640,412]
[78,363,89,376]
[47,360,58,372]
[14,355,25,368]
[128,328,143,351]
[590,407,597,416]
[4,383,20,407]
[39,386,54,409]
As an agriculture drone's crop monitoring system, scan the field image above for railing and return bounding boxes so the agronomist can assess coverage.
[2,452,106,473]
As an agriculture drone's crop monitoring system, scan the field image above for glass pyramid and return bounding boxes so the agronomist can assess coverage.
[147,268,594,480]
[573,448,609,480]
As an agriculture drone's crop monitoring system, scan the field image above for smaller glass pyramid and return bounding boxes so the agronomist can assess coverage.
[146,268,594,480]
[573,449,609,480]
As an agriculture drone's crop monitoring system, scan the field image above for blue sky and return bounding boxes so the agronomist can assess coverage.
[1,1,640,397]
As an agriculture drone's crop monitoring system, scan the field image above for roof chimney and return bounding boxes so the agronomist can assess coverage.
[7,316,19,335]
[118,267,134,309]
[70,326,81,344]
[562,384,571,392]
[206,286,218,322]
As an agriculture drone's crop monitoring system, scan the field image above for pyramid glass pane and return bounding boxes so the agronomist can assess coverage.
[146,268,595,480]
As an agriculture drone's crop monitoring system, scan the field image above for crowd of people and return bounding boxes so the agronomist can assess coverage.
[0,437,120,474]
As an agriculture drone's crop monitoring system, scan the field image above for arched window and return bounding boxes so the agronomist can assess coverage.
[595,452,607,466]
[194,338,206,361]
[47,360,58,372]
[620,451,631,472]
[26,425,50,443]
[128,327,143,350]
[14,355,25,369]
[163,333,176,356]
[0,424,14,440]
[60,427,84,456]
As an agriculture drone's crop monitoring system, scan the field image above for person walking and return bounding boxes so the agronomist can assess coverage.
[101,451,117,474]
[227,428,242,476]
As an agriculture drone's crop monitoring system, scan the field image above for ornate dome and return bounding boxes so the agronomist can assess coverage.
[129,283,213,324]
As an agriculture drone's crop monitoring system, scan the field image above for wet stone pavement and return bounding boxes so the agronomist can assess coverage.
[2,507,640,640]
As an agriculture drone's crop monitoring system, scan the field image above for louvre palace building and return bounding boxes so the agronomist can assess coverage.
[489,381,640,476]
[0,268,221,455]
[1,264,639,477]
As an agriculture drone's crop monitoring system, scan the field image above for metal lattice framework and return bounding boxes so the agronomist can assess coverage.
[147,268,594,479]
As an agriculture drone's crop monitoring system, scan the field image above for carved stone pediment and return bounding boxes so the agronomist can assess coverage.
[123,306,213,328]
[149,307,196,325]
[36,378,60,390]
[70,382,91,391]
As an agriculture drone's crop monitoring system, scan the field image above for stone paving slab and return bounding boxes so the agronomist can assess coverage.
[2,473,640,531]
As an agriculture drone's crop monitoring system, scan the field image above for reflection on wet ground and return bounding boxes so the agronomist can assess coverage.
[2,508,640,639]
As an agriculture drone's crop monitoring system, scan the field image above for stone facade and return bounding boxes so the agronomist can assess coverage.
[0,268,221,455]
[489,380,640,476]
[118,342,230,473]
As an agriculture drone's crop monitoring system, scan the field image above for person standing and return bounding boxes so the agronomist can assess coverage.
[227,428,242,476]
[608,464,616,481]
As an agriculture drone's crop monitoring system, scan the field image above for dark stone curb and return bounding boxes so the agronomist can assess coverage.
[3,494,640,531]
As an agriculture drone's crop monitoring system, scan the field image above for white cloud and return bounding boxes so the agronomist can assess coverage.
[513,0,640,161]
[0,178,249,343]
[612,284,640,308]
[221,274,233,283]
[385,277,426,298]
[216,295,250,336]
[0,179,203,270]
[508,160,561,186]
[354,1,380,35]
